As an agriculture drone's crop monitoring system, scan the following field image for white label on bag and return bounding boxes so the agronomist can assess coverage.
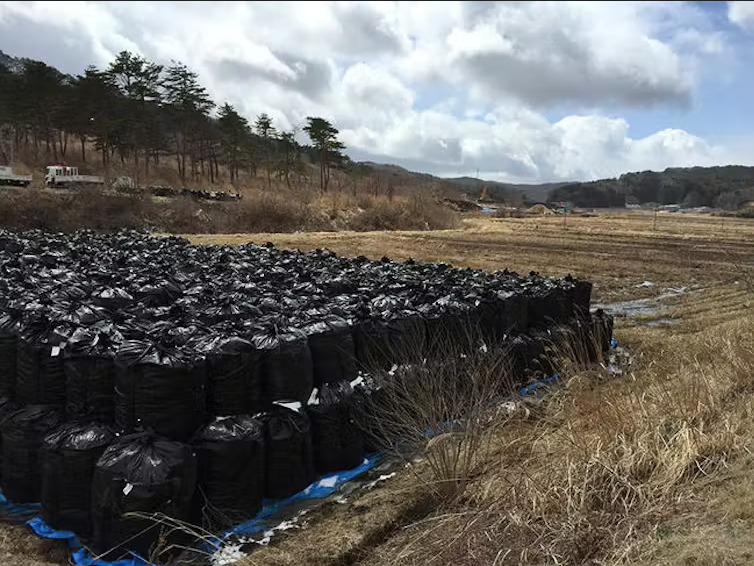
[123,483,133,496]
[51,346,61,357]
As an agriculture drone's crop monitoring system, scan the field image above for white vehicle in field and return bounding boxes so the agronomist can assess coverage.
[45,163,104,188]
[0,165,32,187]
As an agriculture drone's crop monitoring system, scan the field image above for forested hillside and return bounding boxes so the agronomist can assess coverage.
[550,166,754,209]
[0,49,352,191]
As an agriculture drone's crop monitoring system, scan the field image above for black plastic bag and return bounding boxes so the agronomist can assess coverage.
[64,326,120,422]
[0,313,17,398]
[15,324,70,408]
[199,336,261,417]
[526,283,571,328]
[115,340,206,442]
[260,403,314,499]
[592,309,614,353]
[307,381,364,475]
[351,374,387,453]
[91,432,196,560]
[304,315,357,386]
[193,415,264,526]
[0,396,17,478]
[571,278,593,320]
[351,319,391,371]
[1,405,61,502]
[252,327,313,404]
[41,421,115,535]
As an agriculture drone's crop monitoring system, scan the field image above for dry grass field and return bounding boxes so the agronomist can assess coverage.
[5,210,754,565]
[191,211,754,566]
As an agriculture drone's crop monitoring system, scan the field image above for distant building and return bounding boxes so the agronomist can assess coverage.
[658,204,681,212]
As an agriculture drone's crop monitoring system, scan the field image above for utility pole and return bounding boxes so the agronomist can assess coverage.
[653,207,658,231]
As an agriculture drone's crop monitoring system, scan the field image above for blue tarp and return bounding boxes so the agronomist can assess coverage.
[11,453,384,566]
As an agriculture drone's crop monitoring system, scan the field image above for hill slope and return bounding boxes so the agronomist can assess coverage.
[550,165,754,209]
[359,162,568,205]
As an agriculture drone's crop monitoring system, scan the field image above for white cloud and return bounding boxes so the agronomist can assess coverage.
[343,105,726,183]
[729,1,754,29]
[0,1,746,183]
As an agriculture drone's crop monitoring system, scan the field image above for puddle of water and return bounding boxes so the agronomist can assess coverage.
[594,286,689,321]
[645,318,677,327]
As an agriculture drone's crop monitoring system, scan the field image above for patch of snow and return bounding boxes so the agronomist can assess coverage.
[363,472,397,490]
[318,476,338,488]
[240,509,311,548]
[637,281,654,287]
[211,543,246,566]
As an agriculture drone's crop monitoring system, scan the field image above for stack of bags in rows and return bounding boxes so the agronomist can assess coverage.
[0,379,363,560]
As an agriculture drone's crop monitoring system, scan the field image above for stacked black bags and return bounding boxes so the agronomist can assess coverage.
[0,396,16,475]
[2,405,61,502]
[198,335,261,417]
[307,382,364,474]
[64,326,120,422]
[91,432,196,560]
[15,321,69,408]
[41,421,115,534]
[304,315,357,386]
[260,403,314,499]
[252,326,313,404]
[115,340,205,442]
[0,313,17,398]
[193,415,264,525]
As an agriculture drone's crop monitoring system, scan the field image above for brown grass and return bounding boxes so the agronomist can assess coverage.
[0,187,458,233]
[203,212,754,566]
[362,314,754,565]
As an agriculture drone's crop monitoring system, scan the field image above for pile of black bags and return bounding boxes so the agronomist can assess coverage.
[0,229,612,560]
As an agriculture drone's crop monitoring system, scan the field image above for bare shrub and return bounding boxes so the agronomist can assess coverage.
[349,195,458,231]
[373,317,754,566]
[228,191,320,233]
[358,326,517,504]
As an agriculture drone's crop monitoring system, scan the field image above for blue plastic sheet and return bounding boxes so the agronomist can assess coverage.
[518,337,619,396]
[0,489,40,522]
[10,453,384,566]
[223,453,383,538]
[519,371,561,395]
[27,515,149,566]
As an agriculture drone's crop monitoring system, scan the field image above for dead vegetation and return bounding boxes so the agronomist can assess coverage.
[0,185,459,233]
[216,213,754,566]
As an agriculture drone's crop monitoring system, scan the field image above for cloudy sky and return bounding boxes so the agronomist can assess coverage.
[1,1,754,183]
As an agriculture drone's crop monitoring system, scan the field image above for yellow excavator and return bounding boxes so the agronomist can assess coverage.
[477,186,492,203]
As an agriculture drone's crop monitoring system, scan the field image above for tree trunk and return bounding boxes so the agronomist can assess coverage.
[320,145,325,192]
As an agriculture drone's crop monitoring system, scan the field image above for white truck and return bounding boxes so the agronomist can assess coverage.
[0,166,32,187]
[45,164,104,188]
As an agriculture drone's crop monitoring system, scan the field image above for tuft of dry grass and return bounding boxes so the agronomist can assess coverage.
[361,314,754,566]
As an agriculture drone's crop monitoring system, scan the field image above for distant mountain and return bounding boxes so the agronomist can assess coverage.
[444,176,569,203]
[0,50,25,74]
[549,165,754,209]
[357,162,569,205]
